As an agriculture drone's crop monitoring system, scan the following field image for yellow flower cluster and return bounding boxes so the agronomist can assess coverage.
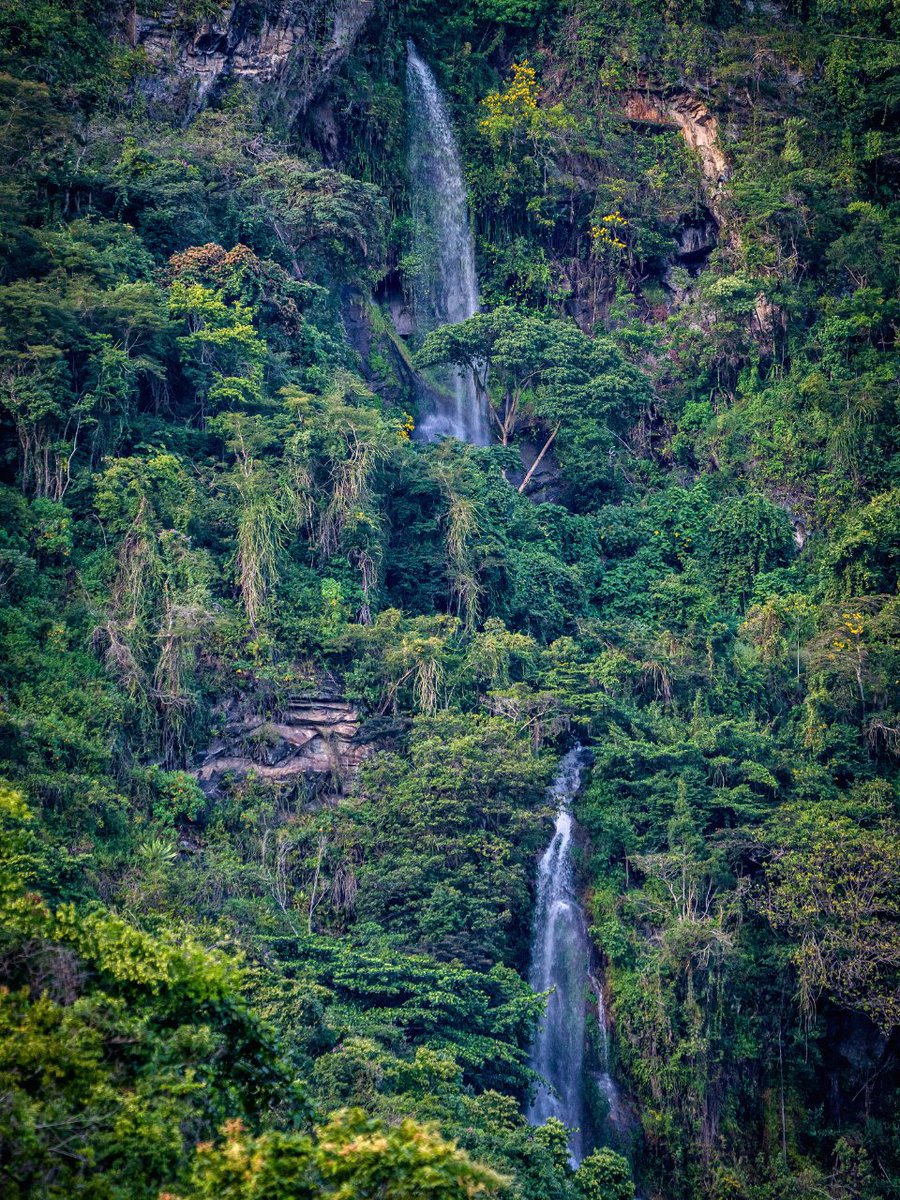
[829,613,865,658]
[842,611,864,636]
[481,61,539,127]
[398,413,415,441]
[591,211,628,251]
[652,529,693,548]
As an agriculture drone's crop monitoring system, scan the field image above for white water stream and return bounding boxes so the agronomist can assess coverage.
[527,748,628,1164]
[406,42,490,445]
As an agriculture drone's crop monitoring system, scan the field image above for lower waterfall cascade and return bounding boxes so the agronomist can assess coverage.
[526,747,629,1165]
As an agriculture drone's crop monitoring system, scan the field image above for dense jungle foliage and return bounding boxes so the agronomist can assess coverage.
[0,0,898,1197]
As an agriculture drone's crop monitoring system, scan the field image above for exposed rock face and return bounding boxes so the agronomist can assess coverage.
[674,207,719,263]
[132,0,374,120]
[512,436,565,505]
[623,91,729,221]
[624,91,789,352]
[196,693,374,792]
[752,291,787,356]
[341,286,418,406]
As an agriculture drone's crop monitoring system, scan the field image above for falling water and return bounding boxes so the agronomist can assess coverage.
[526,748,592,1162]
[405,42,490,445]
[527,747,629,1165]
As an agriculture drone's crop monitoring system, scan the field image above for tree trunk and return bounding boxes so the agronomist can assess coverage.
[518,422,560,495]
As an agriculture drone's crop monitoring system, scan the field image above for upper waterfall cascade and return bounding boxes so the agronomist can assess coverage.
[526,747,628,1165]
[405,42,490,445]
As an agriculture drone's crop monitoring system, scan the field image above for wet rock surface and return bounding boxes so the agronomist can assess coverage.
[512,436,565,504]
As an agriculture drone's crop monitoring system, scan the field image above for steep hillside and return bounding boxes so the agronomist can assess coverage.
[0,2,897,1199]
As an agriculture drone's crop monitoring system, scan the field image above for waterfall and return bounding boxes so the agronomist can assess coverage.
[405,42,490,446]
[527,747,628,1165]
[526,748,592,1163]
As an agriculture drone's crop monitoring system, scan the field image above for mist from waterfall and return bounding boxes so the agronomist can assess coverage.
[405,41,490,445]
[526,747,629,1166]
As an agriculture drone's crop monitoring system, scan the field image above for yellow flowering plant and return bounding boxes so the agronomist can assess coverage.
[590,211,629,258]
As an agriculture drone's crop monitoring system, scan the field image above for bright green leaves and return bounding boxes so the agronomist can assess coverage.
[480,61,574,155]
[0,5,896,1200]
[95,450,195,535]
[760,790,900,1033]
[824,489,900,596]
[0,243,167,503]
[279,933,544,1096]
[168,1108,507,1200]
[169,280,266,421]
[704,494,796,610]
[280,373,403,628]
[826,201,900,295]
[33,218,155,285]
[574,1147,636,1200]
[238,157,388,284]
[93,449,213,762]
[343,713,552,970]
[415,306,650,506]
[804,595,900,733]
[0,906,298,1200]
[342,608,463,715]
[474,60,578,238]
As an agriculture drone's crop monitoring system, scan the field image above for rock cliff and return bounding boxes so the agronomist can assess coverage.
[194,686,410,792]
[623,90,729,218]
[131,0,374,119]
[196,693,371,791]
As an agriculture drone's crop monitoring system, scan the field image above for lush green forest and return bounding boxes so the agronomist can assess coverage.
[0,0,898,1197]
